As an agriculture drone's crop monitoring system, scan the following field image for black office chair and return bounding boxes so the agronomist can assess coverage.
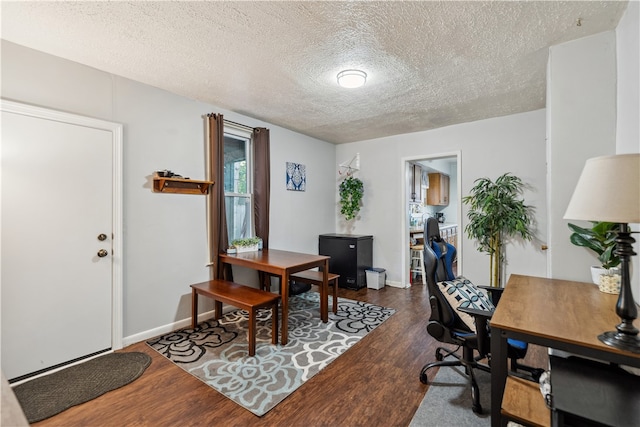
[418,217,542,414]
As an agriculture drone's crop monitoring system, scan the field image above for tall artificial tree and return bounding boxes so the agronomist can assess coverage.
[463,173,534,287]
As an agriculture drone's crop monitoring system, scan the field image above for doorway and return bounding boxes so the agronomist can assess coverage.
[1,100,123,381]
[402,151,461,287]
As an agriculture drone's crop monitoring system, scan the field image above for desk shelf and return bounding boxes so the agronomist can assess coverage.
[501,376,549,427]
[153,176,213,195]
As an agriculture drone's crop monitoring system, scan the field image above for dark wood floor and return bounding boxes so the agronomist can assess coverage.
[34,284,546,427]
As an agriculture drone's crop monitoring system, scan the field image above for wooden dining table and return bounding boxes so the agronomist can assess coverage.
[218,248,330,345]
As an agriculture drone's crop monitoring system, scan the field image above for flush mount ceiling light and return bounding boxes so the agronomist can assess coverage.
[337,69,367,88]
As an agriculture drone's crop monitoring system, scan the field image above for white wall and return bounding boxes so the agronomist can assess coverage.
[547,31,618,283]
[616,1,640,302]
[269,129,336,254]
[335,110,548,287]
[1,40,336,341]
[617,1,640,154]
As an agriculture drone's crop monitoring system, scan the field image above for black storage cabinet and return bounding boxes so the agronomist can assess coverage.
[319,234,373,290]
[549,355,640,427]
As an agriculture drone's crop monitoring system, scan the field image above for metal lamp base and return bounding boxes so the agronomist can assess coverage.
[597,225,640,354]
[598,331,640,354]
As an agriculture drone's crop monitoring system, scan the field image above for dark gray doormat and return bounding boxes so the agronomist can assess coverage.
[12,352,151,423]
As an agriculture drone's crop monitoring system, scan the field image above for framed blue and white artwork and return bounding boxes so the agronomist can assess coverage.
[286,162,306,191]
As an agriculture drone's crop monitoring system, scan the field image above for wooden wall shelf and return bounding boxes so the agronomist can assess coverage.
[153,176,213,195]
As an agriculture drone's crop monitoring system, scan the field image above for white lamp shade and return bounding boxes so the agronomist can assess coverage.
[564,153,640,223]
[337,70,367,88]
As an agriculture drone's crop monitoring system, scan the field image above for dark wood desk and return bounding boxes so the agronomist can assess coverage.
[491,274,640,427]
[218,249,329,345]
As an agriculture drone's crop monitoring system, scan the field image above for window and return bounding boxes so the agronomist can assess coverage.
[223,124,253,242]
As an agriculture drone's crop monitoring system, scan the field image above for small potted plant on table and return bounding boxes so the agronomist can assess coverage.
[229,237,262,253]
[567,221,621,293]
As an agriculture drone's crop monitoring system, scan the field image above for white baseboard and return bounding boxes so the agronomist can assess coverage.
[363,280,408,289]
[122,308,222,347]
[385,280,410,289]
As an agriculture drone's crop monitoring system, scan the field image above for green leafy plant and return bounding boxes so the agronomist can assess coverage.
[462,173,534,287]
[567,221,621,269]
[231,237,261,248]
[339,176,364,221]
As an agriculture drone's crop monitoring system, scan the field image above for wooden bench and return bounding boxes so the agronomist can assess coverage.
[289,271,339,314]
[190,279,280,356]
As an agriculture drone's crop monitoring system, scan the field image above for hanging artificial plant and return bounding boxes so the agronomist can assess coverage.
[462,173,534,287]
[339,176,364,220]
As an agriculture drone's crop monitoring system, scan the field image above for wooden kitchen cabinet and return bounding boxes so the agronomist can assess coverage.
[427,173,450,206]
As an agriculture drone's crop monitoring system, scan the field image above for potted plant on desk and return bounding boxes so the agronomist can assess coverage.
[567,221,621,292]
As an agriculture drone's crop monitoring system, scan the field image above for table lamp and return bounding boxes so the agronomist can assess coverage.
[564,153,640,353]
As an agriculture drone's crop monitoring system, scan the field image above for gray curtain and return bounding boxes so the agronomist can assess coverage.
[207,113,232,280]
[207,116,270,282]
[253,127,272,290]
[253,127,270,249]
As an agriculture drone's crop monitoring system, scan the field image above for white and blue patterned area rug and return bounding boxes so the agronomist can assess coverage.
[147,292,395,416]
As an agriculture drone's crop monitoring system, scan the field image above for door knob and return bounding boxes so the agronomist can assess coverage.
[97,233,107,241]
[97,249,109,258]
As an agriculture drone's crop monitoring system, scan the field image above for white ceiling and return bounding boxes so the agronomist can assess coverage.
[0,1,628,144]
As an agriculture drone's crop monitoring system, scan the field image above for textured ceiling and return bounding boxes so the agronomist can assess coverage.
[0,1,628,144]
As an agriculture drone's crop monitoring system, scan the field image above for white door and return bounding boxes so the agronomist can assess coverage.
[1,101,123,381]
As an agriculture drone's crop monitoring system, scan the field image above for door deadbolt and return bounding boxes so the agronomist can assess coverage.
[97,249,109,258]
[98,233,107,241]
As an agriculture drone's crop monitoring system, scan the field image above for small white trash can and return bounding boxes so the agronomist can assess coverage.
[366,268,386,290]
